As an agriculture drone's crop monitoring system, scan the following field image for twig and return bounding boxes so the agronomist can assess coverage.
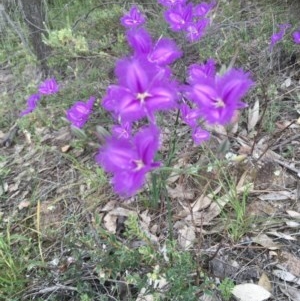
[250,81,270,156]
[255,120,296,163]
[273,158,300,177]
[271,133,300,151]
[72,2,124,30]
[23,284,78,299]
[35,284,78,294]
[0,123,19,147]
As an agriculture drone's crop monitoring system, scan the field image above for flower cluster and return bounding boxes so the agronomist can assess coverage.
[95,5,253,197]
[269,23,291,49]
[96,6,184,196]
[180,59,253,144]
[19,5,300,200]
[20,78,59,116]
[186,59,253,124]
[269,24,300,49]
[159,0,215,42]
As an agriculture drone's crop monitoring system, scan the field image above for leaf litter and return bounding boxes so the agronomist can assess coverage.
[1,1,300,300]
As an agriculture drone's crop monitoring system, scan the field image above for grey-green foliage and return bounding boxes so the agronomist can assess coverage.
[219,277,235,301]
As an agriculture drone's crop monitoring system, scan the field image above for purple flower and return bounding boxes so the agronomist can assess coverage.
[120,6,145,28]
[158,0,187,7]
[126,27,182,66]
[188,59,216,83]
[164,3,193,31]
[19,93,41,116]
[96,125,161,197]
[270,31,285,48]
[279,23,291,31]
[188,68,253,124]
[66,96,96,128]
[38,78,59,95]
[292,30,300,44]
[126,27,153,56]
[148,38,182,65]
[112,122,131,139]
[193,1,215,17]
[192,126,210,145]
[185,18,209,42]
[180,103,202,127]
[269,23,291,49]
[103,58,178,123]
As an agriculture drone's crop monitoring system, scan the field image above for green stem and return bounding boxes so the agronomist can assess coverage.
[165,109,181,168]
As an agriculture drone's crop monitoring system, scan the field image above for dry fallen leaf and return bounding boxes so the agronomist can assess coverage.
[100,200,117,212]
[276,251,300,277]
[286,210,300,219]
[273,269,300,285]
[285,220,300,228]
[232,283,271,301]
[248,98,260,132]
[199,293,219,301]
[61,145,71,153]
[136,288,154,301]
[252,234,281,250]
[281,77,291,88]
[258,190,294,201]
[166,158,186,185]
[140,210,151,226]
[0,182,8,197]
[280,285,300,301]
[167,184,194,200]
[103,206,137,233]
[191,194,213,212]
[178,225,196,250]
[185,183,252,225]
[277,120,300,129]
[23,129,32,144]
[18,200,31,210]
[205,123,227,136]
[103,212,118,233]
[258,272,272,292]
[178,186,220,220]
[267,231,296,241]
[247,199,276,216]
[139,218,158,244]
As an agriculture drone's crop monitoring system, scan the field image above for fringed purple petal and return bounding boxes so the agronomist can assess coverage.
[164,3,193,31]
[292,31,300,44]
[192,127,210,145]
[158,0,187,7]
[135,125,160,165]
[66,97,95,128]
[217,69,254,108]
[38,78,59,95]
[115,58,150,93]
[188,59,216,83]
[126,27,153,56]
[120,6,145,28]
[19,93,41,117]
[185,18,209,42]
[148,38,182,65]
[96,138,137,173]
